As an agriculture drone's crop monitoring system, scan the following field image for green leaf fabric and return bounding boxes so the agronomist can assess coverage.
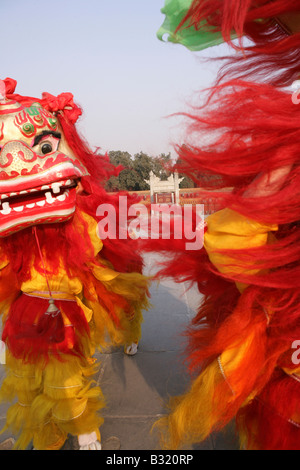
[157,0,225,51]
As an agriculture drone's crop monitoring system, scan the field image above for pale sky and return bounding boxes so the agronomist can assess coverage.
[1,0,231,158]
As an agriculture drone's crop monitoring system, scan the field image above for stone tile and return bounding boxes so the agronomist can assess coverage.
[102,436,121,451]
[211,422,240,450]
[0,438,15,450]
[100,416,214,451]
[100,416,160,451]
[96,350,190,418]
[140,300,190,352]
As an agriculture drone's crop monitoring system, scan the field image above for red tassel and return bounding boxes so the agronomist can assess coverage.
[36,299,65,344]
[2,294,90,363]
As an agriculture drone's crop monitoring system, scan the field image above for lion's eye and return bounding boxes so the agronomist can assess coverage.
[32,133,60,156]
[41,142,53,155]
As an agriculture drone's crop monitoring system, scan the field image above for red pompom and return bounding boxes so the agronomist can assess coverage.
[3,77,17,95]
[2,294,90,363]
[41,92,82,124]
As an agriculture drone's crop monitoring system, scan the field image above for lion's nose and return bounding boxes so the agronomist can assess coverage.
[0,140,86,193]
[0,140,39,170]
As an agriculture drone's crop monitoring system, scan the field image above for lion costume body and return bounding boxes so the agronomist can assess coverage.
[0,78,149,450]
[154,0,300,451]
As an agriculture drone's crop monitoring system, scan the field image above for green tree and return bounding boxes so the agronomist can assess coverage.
[133,152,153,189]
[105,149,194,192]
[108,150,133,168]
[179,176,195,188]
[118,168,141,191]
[174,155,196,189]
[132,152,174,190]
[105,175,119,192]
[105,150,135,191]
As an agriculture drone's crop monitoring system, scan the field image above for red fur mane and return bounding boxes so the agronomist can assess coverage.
[179,0,300,86]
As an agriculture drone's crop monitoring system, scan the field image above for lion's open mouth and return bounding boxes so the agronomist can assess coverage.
[0,174,81,237]
[0,140,87,236]
[0,178,78,216]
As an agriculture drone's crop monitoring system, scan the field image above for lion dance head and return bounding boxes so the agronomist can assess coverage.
[0,77,101,236]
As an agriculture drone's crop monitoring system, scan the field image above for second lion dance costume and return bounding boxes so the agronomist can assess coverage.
[0,78,149,450]
[154,0,300,450]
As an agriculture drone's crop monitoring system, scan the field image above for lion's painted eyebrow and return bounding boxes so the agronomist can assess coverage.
[32,131,61,147]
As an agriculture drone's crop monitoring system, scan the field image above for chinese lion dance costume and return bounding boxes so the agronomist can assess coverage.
[0,77,149,450]
[153,0,300,450]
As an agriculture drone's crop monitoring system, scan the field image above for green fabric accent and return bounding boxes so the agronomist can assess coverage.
[157,0,226,51]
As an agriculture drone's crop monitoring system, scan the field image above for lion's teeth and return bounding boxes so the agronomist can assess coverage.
[57,193,66,202]
[45,191,55,204]
[51,182,62,194]
[13,206,24,212]
[1,202,11,215]
[36,200,46,207]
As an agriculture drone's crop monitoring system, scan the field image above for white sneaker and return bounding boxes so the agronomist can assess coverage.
[124,342,138,356]
[78,432,101,450]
